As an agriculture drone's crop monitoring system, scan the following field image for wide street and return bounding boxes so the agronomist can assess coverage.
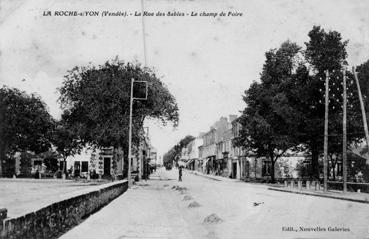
[60,168,369,239]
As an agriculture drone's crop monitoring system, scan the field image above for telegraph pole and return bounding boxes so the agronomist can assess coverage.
[137,0,147,182]
[141,0,147,66]
[128,78,134,188]
[353,66,369,164]
[323,70,329,193]
[342,68,347,192]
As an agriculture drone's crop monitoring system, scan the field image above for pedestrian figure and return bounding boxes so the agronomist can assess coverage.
[179,167,183,181]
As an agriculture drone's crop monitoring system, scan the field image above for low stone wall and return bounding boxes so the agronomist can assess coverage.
[328,181,369,193]
[0,180,128,239]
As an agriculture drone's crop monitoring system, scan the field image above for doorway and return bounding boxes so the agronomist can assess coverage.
[232,162,237,179]
[74,161,81,177]
[103,157,111,176]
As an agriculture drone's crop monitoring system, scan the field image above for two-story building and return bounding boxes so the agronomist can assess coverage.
[184,136,203,171]
[67,146,124,179]
[201,127,216,174]
[230,119,249,179]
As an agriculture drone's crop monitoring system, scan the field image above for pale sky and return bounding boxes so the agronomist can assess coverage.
[1,0,369,158]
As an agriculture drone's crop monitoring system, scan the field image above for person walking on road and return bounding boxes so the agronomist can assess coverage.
[178,167,183,182]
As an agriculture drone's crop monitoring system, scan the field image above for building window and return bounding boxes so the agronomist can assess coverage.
[81,161,88,172]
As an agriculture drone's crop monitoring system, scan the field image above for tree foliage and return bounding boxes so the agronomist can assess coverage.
[235,41,300,182]
[0,87,54,176]
[58,58,179,157]
[51,116,84,173]
[288,26,367,178]
[163,135,195,166]
[236,26,369,180]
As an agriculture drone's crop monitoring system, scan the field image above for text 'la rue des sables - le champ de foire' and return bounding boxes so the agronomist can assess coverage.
[43,10,243,17]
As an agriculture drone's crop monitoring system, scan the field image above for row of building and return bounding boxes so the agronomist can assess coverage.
[13,129,157,180]
[179,115,369,182]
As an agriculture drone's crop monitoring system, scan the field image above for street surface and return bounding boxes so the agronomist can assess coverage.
[60,168,369,239]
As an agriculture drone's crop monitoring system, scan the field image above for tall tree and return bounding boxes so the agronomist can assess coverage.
[235,41,301,182]
[163,135,195,166]
[58,58,179,170]
[287,26,366,178]
[0,87,54,177]
[236,26,368,181]
[51,115,83,175]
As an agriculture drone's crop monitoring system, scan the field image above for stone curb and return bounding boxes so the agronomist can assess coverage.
[268,187,369,204]
[1,180,128,239]
[188,171,222,181]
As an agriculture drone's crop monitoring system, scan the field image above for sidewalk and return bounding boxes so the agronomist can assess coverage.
[60,170,209,239]
[186,169,240,182]
[268,186,369,204]
[59,168,369,239]
[187,169,369,204]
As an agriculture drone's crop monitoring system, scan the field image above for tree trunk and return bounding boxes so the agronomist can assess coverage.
[0,143,4,177]
[254,158,257,179]
[117,145,124,176]
[0,102,4,177]
[310,145,320,180]
[63,157,67,174]
[331,156,337,181]
[332,165,336,181]
[270,151,276,183]
[270,158,276,183]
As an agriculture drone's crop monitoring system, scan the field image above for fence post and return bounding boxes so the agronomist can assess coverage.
[316,182,321,191]
[306,181,310,190]
[298,180,302,190]
[311,181,316,190]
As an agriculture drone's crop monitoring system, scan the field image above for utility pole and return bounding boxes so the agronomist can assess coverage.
[141,0,147,66]
[353,66,369,164]
[137,0,147,182]
[323,70,329,193]
[128,78,134,188]
[127,80,148,187]
[342,68,347,192]
[254,158,257,180]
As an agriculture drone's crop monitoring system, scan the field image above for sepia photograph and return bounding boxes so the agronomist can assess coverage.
[1,0,369,238]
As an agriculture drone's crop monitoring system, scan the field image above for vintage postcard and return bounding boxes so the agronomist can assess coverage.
[1,0,369,238]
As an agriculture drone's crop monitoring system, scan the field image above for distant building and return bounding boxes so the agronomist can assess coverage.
[67,146,124,178]
[201,127,216,174]
[14,151,64,178]
[175,113,369,183]
[149,147,158,165]
[184,136,203,171]
[130,128,153,180]
[230,117,304,181]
